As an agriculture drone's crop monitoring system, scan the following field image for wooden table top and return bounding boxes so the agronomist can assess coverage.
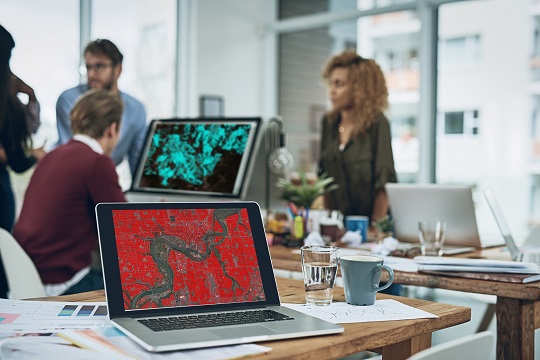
[269,245,540,301]
[32,277,470,360]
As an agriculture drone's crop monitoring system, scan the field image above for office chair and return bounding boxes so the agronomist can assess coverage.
[407,331,494,360]
[0,228,46,299]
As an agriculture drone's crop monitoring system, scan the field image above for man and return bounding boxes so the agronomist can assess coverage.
[56,39,146,176]
[14,90,127,296]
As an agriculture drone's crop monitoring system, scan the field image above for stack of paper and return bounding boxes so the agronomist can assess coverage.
[414,256,540,274]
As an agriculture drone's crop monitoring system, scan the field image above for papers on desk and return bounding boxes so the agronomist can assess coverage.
[283,300,437,324]
[414,256,540,274]
[0,299,109,332]
[0,327,272,360]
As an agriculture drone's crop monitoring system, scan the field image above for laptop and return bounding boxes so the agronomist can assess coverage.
[385,184,504,255]
[126,117,262,202]
[483,188,540,264]
[95,201,343,352]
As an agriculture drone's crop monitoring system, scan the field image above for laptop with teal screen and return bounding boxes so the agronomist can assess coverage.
[95,202,343,352]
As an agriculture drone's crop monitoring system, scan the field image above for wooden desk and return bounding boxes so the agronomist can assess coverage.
[269,245,540,360]
[34,277,469,360]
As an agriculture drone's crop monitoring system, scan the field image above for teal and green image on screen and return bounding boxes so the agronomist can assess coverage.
[139,122,252,195]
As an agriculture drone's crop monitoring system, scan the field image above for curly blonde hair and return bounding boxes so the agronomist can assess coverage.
[322,50,388,135]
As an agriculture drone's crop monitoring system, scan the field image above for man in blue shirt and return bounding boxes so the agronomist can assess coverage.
[56,39,147,176]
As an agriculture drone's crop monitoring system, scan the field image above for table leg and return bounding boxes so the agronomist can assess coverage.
[381,334,431,360]
[496,297,535,360]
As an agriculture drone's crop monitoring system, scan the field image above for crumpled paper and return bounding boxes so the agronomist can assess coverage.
[303,231,326,246]
[340,230,363,246]
[371,236,399,256]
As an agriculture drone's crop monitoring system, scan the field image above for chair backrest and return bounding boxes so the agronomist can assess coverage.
[408,331,494,360]
[0,228,46,299]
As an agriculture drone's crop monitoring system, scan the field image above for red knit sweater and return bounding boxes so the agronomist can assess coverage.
[13,140,126,284]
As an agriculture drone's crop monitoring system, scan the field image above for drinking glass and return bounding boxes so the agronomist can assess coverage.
[418,221,447,256]
[300,245,339,305]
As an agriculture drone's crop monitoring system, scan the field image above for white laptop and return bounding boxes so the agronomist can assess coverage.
[385,183,504,255]
[96,201,343,352]
[483,188,540,264]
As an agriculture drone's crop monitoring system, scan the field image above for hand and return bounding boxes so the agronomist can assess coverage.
[10,73,36,102]
[0,147,6,164]
[32,146,47,161]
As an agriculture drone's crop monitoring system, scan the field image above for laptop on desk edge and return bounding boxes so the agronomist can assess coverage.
[484,188,540,264]
[385,184,504,255]
[96,201,343,352]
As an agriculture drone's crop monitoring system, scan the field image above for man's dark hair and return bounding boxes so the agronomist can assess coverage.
[84,39,123,66]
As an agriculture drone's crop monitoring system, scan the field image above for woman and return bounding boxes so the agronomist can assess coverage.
[0,24,44,232]
[0,24,45,298]
[319,50,397,229]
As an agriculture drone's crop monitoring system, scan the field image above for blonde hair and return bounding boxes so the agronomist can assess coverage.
[322,50,388,135]
[70,89,123,138]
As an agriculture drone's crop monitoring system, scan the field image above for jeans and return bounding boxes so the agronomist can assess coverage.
[63,269,104,295]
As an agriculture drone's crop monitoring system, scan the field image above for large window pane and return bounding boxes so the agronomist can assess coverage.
[358,10,420,183]
[92,0,176,120]
[438,0,531,240]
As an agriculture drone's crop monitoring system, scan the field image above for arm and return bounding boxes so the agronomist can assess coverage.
[11,75,40,133]
[55,92,74,145]
[127,106,147,176]
[371,116,397,221]
[88,156,127,203]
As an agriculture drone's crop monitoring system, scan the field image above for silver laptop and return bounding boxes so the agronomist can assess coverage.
[96,201,343,352]
[484,188,540,264]
[385,184,504,254]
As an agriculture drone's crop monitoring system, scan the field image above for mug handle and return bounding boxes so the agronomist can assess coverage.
[374,264,395,292]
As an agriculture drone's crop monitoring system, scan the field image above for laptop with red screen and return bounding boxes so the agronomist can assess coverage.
[95,201,342,352]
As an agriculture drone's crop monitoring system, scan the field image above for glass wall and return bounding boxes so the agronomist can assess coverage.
[92,0,177,120]
[437,0,531,238]
[277,0,537,241]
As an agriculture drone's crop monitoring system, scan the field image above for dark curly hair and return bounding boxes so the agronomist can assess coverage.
[322,50,388,135]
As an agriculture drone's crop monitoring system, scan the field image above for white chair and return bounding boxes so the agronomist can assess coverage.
[408,331,494,360]
[0,228,46,299]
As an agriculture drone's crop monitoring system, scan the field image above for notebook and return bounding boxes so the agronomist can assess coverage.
[95,201,343,352]
[385,184,504,255]
[483,188,540,264]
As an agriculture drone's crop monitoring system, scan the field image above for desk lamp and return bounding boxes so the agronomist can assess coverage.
[265,116,294,210]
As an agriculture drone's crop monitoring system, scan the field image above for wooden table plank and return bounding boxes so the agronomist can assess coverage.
[30,277,470,360]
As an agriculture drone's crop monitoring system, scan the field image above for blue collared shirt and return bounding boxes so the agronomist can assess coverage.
[55,84,147,176]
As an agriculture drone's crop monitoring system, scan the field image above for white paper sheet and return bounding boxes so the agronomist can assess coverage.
[283,300,438,324]
[0,299,109,331]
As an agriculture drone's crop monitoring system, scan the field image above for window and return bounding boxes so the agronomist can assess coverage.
[439,34,481,67]
[92,0,177,120]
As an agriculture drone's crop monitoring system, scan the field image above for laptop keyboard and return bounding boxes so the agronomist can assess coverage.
[138,309,295,332]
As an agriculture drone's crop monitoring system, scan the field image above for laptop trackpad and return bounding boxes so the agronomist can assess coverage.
[210,325,278,339]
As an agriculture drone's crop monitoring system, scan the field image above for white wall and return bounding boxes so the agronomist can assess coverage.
[196,0,267,117]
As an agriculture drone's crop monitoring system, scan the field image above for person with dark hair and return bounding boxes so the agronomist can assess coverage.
[56,39,146,176]
[14,89,127,296]
[319,50,397,229]
[0,24,46,299]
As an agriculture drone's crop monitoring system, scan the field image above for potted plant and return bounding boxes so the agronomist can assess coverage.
[373,215,394,244]
[276,171,338,212]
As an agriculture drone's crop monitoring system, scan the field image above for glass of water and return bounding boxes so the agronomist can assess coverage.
[300,245,339,305]
[418,221,447,256]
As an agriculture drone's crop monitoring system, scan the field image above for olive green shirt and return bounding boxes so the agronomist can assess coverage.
[319,113,397,220]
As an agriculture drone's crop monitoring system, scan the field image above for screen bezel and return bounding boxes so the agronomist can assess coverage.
[130,117,261,199]
[96,201,280,319]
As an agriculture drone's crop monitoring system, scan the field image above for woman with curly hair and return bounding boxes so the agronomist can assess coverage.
[319,50,397,231]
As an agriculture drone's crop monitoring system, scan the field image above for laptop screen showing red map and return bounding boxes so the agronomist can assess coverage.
[111,208,266,311]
